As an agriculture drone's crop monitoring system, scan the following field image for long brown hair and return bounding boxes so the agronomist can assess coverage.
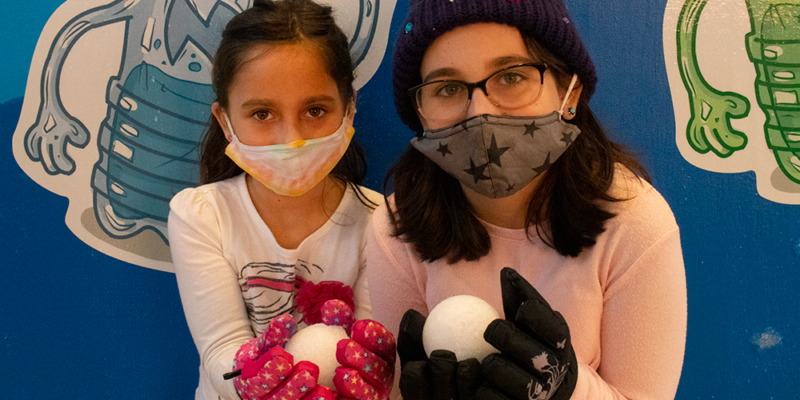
[385,35,649,263]
[200,0,374,206]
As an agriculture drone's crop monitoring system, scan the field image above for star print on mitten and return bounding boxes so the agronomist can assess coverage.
[231,314,297,380]
[320,299,356,334]
[229,314,336,400]
[238,347,319,398]
[334,319,397,400]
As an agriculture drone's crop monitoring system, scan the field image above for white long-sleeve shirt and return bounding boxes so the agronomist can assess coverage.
[169,173,380,400]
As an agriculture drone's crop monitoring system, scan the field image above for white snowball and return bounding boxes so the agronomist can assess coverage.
[284,323,349,389]
[422,295,500,362]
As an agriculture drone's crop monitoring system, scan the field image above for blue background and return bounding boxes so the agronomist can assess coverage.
[2,0,798,398]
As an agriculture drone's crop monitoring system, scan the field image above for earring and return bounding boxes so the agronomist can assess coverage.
[568,108,576,116]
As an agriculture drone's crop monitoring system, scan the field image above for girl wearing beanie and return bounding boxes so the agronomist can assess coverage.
[366,0,686,399]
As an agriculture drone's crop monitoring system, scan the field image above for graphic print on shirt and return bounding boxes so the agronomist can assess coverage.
[238,260,323,334]
[12,0,397,272]
[665,0,800,204]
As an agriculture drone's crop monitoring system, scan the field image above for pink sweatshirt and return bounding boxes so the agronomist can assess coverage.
[366,172,686,399]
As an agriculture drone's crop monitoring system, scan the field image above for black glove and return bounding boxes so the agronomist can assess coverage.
[477,267,578,400]
[397,309,483,400]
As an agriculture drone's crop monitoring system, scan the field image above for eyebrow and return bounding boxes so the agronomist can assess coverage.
[422,55,536,83]
[303,95,338,105]
[422,67,459,83]
[489,55,535,69]
[240,95,337,109]
[241,98,276,109]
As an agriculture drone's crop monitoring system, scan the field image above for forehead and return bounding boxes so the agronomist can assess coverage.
[420,23,532,79]
[229,42,339,100]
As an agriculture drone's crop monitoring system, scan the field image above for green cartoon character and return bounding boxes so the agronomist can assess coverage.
[677,0,800,183]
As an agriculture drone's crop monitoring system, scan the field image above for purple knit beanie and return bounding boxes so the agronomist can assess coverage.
[392,0,597,133]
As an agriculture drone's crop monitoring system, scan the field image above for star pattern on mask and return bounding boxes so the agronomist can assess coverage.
[436,142,452,157]
[523,121,540,138]
[560,131,574,146]
[532,152,552,175]
[487,134,510,166]
[506,183,516,193]
[464,158,491,184]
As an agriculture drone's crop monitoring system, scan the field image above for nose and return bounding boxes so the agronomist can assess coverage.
[466,87,500,118]
[278,119,305,145]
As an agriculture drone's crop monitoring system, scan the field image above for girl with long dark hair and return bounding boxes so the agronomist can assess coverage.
[367,1,687,399]
[168,1,393,398]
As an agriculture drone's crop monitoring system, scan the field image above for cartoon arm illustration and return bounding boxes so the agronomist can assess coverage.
[25,0,134,175]
[677,0,750,158]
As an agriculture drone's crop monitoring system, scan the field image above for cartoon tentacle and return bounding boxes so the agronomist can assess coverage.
[25,0,136,175]
[677,0,750,158]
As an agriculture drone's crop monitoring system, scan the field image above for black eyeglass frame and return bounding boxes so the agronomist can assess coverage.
[407,63,549,121]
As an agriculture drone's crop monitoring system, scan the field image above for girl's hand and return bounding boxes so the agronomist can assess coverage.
[397,309,483,400]
[229,315,336,400]
[477,268,578,400]
[322,300,397,400]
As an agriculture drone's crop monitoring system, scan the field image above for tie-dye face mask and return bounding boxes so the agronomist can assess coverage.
[223,114,354,196]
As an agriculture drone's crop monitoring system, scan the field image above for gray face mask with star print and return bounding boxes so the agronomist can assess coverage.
[411,112,581,199]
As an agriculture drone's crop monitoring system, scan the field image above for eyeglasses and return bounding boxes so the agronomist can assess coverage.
[408,63,548,124]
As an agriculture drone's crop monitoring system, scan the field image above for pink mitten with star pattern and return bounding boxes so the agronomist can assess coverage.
[230,314,336,400]
[320,300,397,400]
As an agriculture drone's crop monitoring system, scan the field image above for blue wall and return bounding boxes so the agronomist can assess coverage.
[2,0,798,398]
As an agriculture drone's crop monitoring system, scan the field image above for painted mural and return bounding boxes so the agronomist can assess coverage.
[3,1,798,398]
[11,0,396,272]
[665,0,800,204]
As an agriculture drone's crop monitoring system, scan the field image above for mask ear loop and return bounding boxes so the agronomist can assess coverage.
[558,74,579,118]
[223,112,241,144]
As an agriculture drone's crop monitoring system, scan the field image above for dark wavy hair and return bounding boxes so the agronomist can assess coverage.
[201,0,374,206]
[385,36,650,263]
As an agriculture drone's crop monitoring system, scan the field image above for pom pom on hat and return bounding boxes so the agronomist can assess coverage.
[392,0,597,133]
